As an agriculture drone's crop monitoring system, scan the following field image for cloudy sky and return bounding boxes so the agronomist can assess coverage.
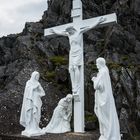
[0,0,47,37]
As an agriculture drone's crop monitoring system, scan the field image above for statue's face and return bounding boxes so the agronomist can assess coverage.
[96,58,106,70]
[66,95,72,102]
[66,27,76,35]
[66,97,71,102]
[35,74,40,81]
[31,71,40,81]
[96,61,102,70]
[69,29,75,35]
[65,94,72,102]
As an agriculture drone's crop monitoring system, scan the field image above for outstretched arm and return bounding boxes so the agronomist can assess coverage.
[80,17,106,34]
[50,29,68,36]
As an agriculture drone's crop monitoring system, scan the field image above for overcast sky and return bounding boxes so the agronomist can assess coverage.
[0,0,47,37]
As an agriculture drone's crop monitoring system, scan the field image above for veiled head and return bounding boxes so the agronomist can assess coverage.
[66,94,73,102]
[96,57,106,69]
[31,71,40,81]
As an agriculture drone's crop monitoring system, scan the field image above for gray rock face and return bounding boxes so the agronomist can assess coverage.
[0,0,140,139]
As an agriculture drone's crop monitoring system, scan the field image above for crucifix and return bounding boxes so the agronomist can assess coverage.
[44,0,117,132]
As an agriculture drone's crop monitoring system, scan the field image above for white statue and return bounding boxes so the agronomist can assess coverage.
[42,94,73,134]
[91,58,121,140]
[45,0,117,132]
[20,71,45,137]
[50,17,106,95]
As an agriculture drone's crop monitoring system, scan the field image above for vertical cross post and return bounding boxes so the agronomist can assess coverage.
[71,0,84,132]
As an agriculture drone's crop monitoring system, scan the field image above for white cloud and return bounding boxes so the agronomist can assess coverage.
[0,0,47,37]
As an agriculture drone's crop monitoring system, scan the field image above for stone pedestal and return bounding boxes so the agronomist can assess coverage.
[0,132,99,140]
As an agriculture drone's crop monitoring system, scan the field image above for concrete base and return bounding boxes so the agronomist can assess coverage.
[0,132,99,140]
[21,130,43,137]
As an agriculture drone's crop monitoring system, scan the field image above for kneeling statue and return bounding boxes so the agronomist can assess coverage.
[42,94,73,134]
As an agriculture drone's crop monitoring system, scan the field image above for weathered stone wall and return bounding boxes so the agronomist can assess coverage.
[0,0,140,139]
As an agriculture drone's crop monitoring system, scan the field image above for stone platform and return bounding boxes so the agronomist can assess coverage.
[0,132,99,140]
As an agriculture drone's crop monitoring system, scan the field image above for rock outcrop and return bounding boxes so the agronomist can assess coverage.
[0,0,140,139]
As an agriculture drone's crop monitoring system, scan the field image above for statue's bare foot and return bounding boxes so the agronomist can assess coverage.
[72,93,80,102]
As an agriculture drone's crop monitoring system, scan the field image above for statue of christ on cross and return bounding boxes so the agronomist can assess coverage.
[45,0,117,132]
[50,17,106,95]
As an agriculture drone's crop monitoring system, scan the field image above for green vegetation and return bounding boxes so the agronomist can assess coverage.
[108,62,122,71]
[33,46,68,83]
[87,64,97,72]
[42,70,56,81]
[46,71,55,79]
[35,51,47,66]
[91,64,98,71]
[85,112,98,122]
[49,56,68,66]
[130,135,140,140]
[34,49,54,82]
[122,55,129,61]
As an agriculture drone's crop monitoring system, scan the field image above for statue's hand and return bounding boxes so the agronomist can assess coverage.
[91,77,96,81]
[99,85,104,93]
[99,17,106,24]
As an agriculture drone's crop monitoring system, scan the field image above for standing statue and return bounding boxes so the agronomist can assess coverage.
[20,71,45,137]
[91,58,121,140]
[50,17,106,95]
[42,94,73,134]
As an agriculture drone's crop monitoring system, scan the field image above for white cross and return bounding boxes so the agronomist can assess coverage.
[44,0,117,133]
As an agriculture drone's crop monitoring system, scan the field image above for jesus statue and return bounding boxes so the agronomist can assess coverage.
[50,17,106,95]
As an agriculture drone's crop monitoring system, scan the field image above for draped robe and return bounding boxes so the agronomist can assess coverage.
[42,97,72,133]
[93,66,121,140]
[20,72,45,137]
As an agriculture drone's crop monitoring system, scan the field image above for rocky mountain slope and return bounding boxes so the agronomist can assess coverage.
[0,0,140,139]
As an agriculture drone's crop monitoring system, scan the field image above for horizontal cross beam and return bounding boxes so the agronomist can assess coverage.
[44,13,117,36]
